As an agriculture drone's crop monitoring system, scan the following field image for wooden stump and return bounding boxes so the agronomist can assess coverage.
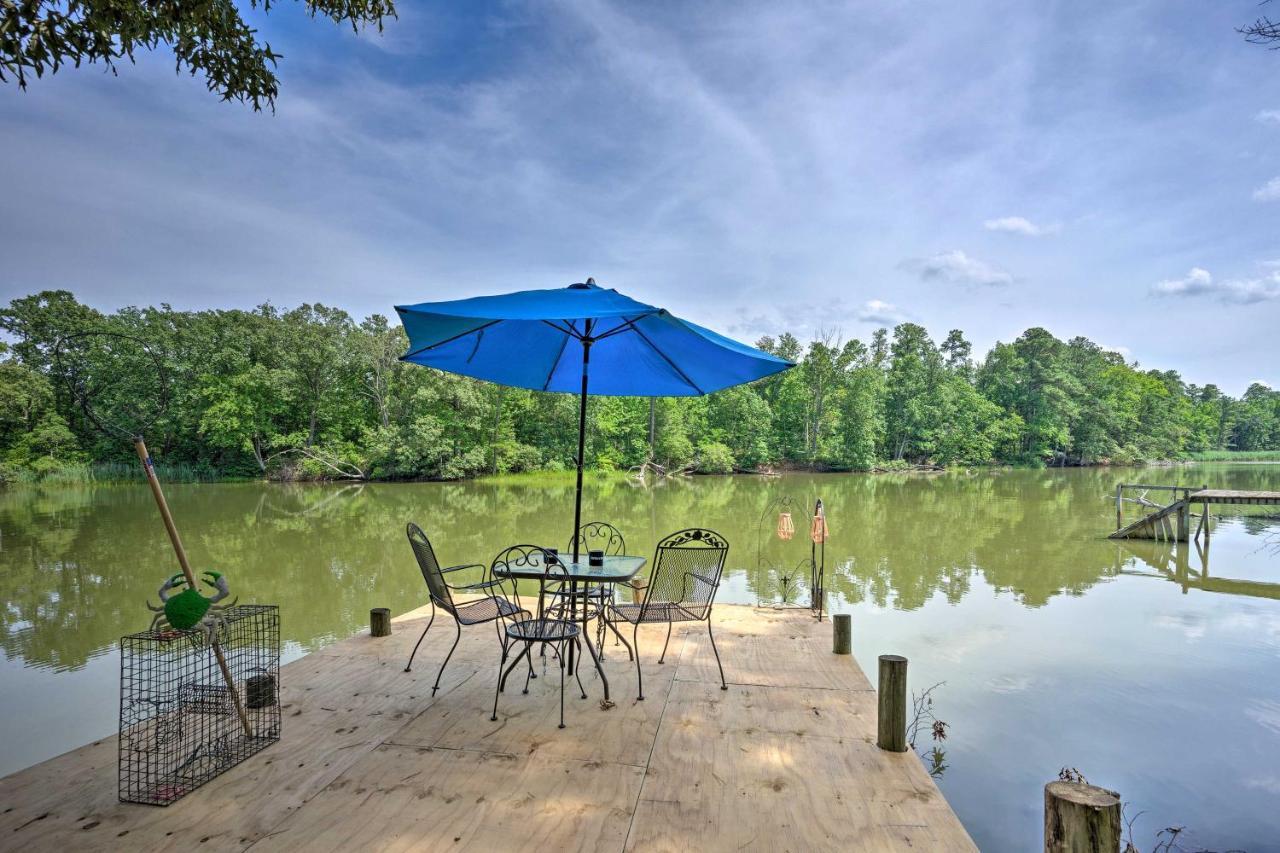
[832,614,851,655]
[876,654,907,752]
[1044,781,1122,853]
[370,607,392,637]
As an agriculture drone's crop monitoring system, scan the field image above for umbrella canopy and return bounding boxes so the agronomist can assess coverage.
[395,279,794,558]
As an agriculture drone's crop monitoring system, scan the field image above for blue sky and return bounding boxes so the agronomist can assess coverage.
[2,0,1278,393]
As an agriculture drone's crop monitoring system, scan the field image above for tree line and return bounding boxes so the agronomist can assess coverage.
[1,290,1277,483]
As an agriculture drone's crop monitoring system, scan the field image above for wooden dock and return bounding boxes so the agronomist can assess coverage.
[0,604,975,852]
[1110,484,1280,542]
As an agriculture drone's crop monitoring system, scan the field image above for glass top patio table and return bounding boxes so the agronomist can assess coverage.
[492,554,645,582]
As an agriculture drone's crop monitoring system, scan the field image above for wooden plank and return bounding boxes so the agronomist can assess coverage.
[248,744,645,853]
[677,629,873,691]
[626,695,974,852]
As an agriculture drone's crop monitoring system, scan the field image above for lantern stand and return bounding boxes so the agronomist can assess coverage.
[754,493,827,619]
[810,498,828,622]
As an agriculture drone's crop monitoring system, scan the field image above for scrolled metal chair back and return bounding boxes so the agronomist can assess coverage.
[569,521,626,557]
[490,544,568,623]
[406,523,455,613]
[643,528,729,621]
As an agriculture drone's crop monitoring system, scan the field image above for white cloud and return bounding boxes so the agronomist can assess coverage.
[1257,109,1280,126]
[1252,177,1280,202]
[857,299,905,325]
[1152,267,1280,304]
[905,250,1014,287]
[1249,380,1273,389]
[1097,343,1131,357]
[1152,267,1214,297]
[982,216,1060,237]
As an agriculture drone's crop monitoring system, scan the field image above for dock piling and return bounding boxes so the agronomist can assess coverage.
[832,614,851,655]
[1043,780,1121,852]
[370,607,392,637]
[876,654,908,752]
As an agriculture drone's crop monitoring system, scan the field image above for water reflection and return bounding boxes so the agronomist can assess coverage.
[2,465,1279,849]
[2,466,1276,674]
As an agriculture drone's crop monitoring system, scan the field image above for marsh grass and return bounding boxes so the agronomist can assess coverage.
[1187,450,1280,461]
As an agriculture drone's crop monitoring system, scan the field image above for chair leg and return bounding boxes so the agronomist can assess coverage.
[633,622,644,701]
[491,642,511,722]
[501,643,532,693]
[657,621,673,664]
[573,638,587,699]
[604,613,634,661]
[403,603,435,673]
[707,619,727,691]
[431,618,461,696]
[523,641,536,695]
[558,641,567,729]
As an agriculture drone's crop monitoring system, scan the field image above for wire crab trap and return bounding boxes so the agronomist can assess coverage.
[752,494,830,620]
[119,605,281,806]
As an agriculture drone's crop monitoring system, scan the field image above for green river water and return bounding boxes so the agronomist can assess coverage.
[1,465,1278,851]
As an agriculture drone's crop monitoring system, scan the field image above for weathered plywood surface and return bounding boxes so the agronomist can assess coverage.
[248,744,645,853]
[0,604,974,852]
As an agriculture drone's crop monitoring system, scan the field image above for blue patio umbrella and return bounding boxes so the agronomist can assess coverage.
[395,278,794,560]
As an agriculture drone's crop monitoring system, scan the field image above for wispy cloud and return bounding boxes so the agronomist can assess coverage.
[1257,109,1280,126]
[982,216,1060,237]
[1152,267,1280,304]
[857,299,905,325]
[1253,177,1280,202]
[904,250,1014,287]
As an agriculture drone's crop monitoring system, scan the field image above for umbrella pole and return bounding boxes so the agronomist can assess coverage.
[572,338,591,565]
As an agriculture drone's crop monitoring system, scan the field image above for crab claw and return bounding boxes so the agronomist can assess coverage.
[203,571,231,603]
[156,573,188,603]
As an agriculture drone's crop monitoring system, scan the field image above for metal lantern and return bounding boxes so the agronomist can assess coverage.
[777,511,795,540]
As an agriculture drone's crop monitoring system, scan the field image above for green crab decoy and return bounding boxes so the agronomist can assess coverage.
[147,571,236,642]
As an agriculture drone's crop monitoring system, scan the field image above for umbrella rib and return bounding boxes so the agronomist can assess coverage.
[629,323,705,395]
[593,311,660,341]
[401,319,501,359]
[542,331,571,391]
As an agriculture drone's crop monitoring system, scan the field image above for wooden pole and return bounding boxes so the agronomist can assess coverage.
[832,614,851,655]
[1176,499,1188,542]
[876,654,907,752]
[1114,484,1123,532]
[134,438,254,738]
[1043,780,1122,853]
[370,608,392,637]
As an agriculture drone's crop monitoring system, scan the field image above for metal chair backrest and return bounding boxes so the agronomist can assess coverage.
[491,544,568,624]
[569,521,626,558]
[406,523,456,613]
[642,528,729,621]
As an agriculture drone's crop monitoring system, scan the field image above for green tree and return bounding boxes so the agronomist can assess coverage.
[2,0,396,109]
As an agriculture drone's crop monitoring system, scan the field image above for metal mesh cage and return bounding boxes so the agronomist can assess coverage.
[118,604,281,806]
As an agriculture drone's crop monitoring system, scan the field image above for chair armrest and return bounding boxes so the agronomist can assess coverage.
[441,563,486,574]
[446,577,505,592]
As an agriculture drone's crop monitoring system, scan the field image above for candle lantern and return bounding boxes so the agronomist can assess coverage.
[777,511,795,540]
[810,503,829,543]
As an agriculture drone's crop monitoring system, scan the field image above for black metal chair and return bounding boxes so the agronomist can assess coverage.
[490,545,587,729]
[607,528,729,700]
[402,523,527,696]
[548,522,633,656]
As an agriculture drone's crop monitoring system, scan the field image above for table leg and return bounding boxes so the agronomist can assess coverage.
[580,603,610,704]
[567,580,578,676]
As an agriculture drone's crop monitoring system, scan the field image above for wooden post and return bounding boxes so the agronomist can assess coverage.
[1114,484,1123,531]
[1044,780,1122,853]
[1176,499,1188,542]
[133,437,254,738]
[832,614,851,655]
[876,654,907,752]
[370,608,392,637]
[1203,500,1211,544]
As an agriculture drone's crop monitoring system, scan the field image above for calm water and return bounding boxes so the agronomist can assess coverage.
[2,466,1279,850]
